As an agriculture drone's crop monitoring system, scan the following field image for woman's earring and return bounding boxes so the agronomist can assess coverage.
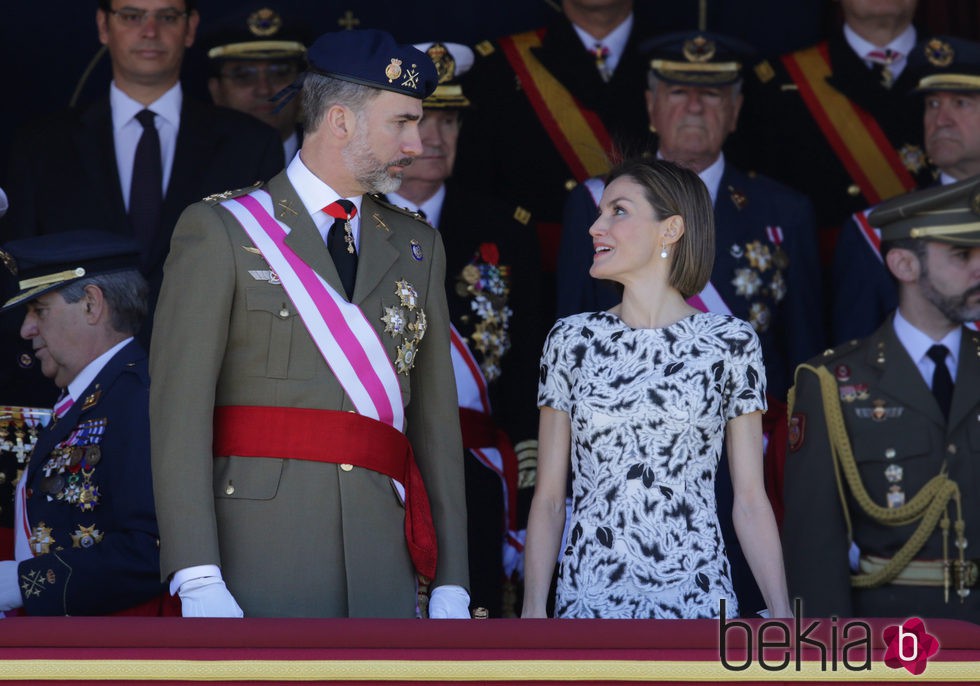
[660,241,668,259]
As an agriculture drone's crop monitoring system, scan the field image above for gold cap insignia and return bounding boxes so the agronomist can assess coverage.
[0,248,16,277]
[427,43,456,84]
[683,35,716,64]
[385,58,403,83]
[247,8,282,38]
[924,38,954,68]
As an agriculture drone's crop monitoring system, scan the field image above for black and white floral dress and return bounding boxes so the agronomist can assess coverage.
[538,311,767,619]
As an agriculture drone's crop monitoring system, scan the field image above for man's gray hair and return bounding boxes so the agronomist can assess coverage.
[59,269,148,336]
[302,73,381,134]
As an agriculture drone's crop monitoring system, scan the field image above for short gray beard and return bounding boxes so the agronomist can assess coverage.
[920,261,980,324]
[342,123,405,195]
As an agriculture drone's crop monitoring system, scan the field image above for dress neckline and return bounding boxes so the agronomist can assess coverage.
[596,309,710,332]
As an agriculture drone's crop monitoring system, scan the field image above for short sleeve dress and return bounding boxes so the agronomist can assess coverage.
[537,311,767,619]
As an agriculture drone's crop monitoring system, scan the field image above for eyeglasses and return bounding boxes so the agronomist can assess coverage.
[107,8,189,27]
[220,63,299,88]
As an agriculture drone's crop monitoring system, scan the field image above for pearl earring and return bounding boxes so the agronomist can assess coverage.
[660,242,668,259]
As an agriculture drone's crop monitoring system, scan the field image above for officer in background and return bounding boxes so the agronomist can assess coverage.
[731,0,933,267]
[832,36,980,344]
[784,176,980,619]
[386,42,543,616]
[204,3,310,162]
[0,232,166,616]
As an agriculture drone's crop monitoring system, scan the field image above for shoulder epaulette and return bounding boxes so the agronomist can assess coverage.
[817,338,863,363]
[202,181,263,205]
[368,194,429,223]
[475,40,495,58]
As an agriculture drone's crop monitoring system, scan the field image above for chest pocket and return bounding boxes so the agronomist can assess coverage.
[245,288,315,380]
[849,416,937,506]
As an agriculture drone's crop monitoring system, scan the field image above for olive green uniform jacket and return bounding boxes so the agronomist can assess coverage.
[149,171,468,617]
[783,316,980,620]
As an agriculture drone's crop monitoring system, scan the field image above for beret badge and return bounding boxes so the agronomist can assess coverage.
[385,58,403,83]
[247,8,282,38]
[924,38,955,68]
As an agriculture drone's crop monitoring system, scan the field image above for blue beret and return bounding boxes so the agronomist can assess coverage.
[306,29,438,99]
[1,231,141,311]
[909,36,980,93]
[640,31,754,86]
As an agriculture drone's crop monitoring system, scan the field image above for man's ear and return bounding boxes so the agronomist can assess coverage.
[82,284,107,323]
[885,247,921,284]
[324,105,354,141]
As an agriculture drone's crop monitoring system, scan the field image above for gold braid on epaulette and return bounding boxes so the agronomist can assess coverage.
[796,364,966,594]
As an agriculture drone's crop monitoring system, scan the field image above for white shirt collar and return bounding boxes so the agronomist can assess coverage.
[286,153,364,247]
[843,23,917,79]
[940,171,960,186]
[572,13,634,75]
[110,81,182,131]
[655,151,724,205]
[65,338,134,403]
[893,307,961,381]
[386,184,446,229]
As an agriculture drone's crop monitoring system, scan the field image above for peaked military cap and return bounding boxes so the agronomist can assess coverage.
[1,231,141,312]
[203,4,309,62]
[640,31,753,86]
[910,36,980,93]
[306,29,438,99]
[870,175,980,246]
[414,42,474,108]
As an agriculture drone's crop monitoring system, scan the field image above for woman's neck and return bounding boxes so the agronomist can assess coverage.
[615,280,699,329]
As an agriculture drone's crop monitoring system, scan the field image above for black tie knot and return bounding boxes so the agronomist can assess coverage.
[135,109,156,129]
[335,198,354,216]
[927,344,950,366]
[927,344,953,421]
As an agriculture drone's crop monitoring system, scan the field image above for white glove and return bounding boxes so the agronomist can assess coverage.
[427,584,470,619]
[178,576,244,618]
[0,561,23,613]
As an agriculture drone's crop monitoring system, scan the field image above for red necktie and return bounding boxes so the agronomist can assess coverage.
[322,199,358,299]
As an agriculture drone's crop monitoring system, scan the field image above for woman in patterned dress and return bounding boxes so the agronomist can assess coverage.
[522,159,791,619]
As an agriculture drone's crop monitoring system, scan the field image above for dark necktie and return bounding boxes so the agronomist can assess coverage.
[129,109,163,245]
[592,43,611,82]
[926,344,953,421]
[323,199,358,300]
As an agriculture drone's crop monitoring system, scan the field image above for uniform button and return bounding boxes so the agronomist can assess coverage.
[0,472,5,484]
[279,307,290,318]
[225,482,236,495]
[564,179,577,191]
[948,444,958,455]
[884,448,896,459]
[847,184,861,197]
[340,463,354,472]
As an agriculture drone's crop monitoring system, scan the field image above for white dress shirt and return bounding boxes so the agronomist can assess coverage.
[572,12,634,76]
[286,152,364,251]
[843,23,917,82]
[893,308,960,387]
[386,184,447,230]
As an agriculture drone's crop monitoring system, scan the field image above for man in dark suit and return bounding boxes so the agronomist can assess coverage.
[831,36,980,345]
[0,231,165,616]
[784,176,980,620]
[1,0,283,406]
[731,0,932,267]
[555,31,824,617]
[149,30,469,619]
[386,42,543,617]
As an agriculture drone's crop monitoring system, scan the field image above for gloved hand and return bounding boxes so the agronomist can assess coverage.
[427,584,470,619]
[0,561,23,613]
[178,576,244,618]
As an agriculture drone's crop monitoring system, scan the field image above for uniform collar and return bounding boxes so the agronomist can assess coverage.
[286,153,364,243]
[571,12,633,75]
[65,337,134,405]
[842,23,916,79]
[110,80,182,132]
[893,307,961,371]
[386,184,446,229]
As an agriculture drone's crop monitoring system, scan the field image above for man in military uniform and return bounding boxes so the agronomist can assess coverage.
[832,36,980,344]
[204,3,309,162]
[730,0,933,267]
[555,31,824,617]
[149,30,470,619]
[783,176,980,620]
[385,42,543,616]
[0,231,166,616]
[452,0,661,315]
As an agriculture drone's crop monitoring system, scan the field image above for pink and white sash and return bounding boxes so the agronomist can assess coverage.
[222,191,404,430]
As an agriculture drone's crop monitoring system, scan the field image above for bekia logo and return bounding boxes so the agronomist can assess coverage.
[718,600,941,675]
[883,618,940,675]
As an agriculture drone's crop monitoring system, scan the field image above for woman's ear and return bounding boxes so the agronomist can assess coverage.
[662,214,685,246]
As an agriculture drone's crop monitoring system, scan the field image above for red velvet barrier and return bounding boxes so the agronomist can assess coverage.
[0,617,977,684]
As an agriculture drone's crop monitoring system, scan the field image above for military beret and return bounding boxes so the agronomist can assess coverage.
[0,231,141,312]
[203,4,308,62]
[413,42,474,108]
[306,29,438,99]
[869,175,980,246]
[909,36,980,93]
[640,31,753,86]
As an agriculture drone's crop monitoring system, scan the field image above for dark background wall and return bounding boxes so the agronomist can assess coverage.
[1,0,977,191]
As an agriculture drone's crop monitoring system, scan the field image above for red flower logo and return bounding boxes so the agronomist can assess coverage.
[883,618,939,675]
[479,242,499,266]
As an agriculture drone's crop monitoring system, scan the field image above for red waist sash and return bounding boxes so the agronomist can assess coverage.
[459,407,519,534]
[213,406,437,580]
